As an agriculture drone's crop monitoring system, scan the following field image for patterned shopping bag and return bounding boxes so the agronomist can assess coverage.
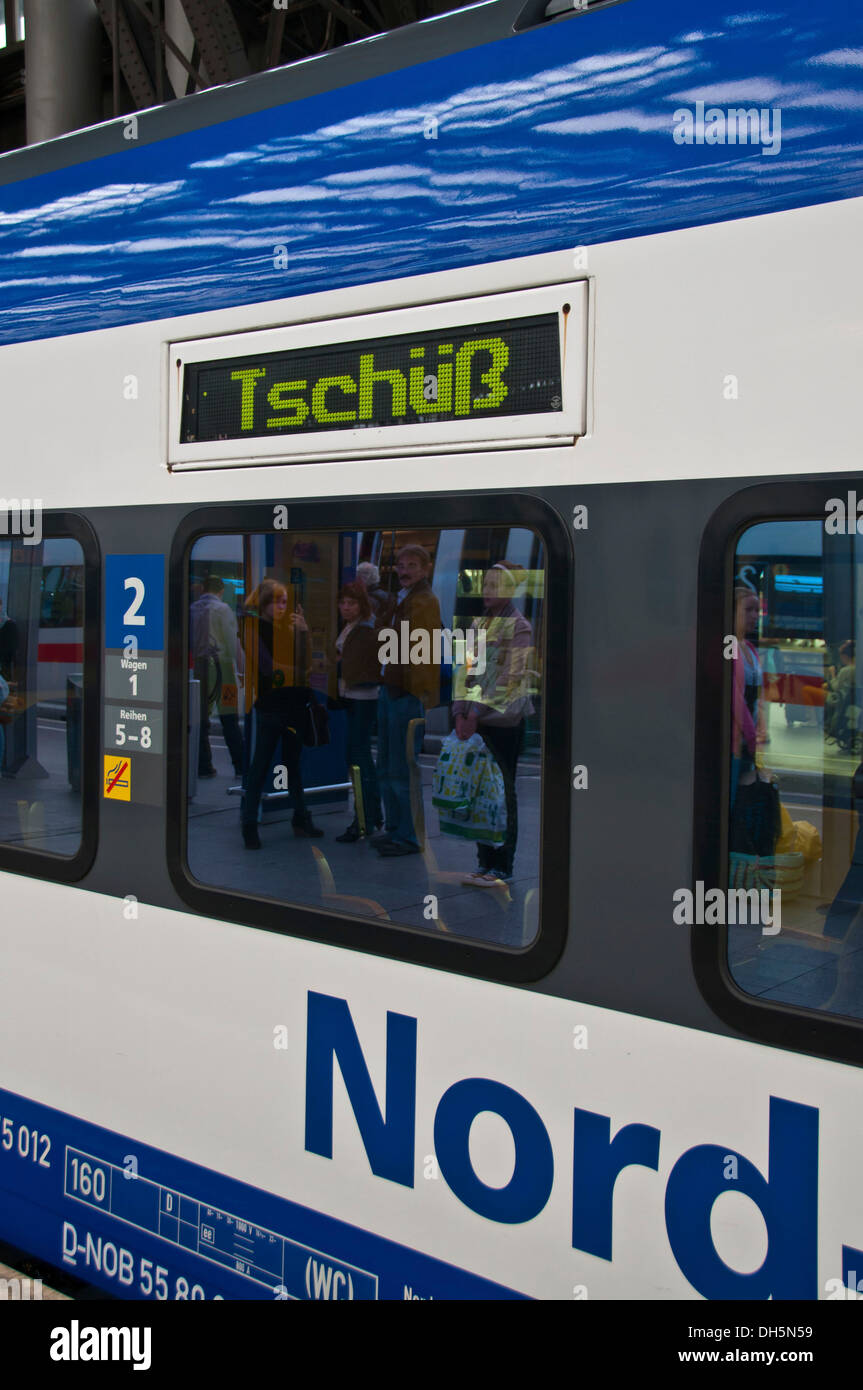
[432,732,507,846]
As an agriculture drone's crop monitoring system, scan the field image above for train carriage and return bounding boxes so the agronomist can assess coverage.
[0,0,861,1303]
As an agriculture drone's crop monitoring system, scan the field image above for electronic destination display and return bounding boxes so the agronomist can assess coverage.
[180,313,562,444]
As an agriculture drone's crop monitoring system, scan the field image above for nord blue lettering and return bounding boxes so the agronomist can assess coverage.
[571,1109,661,1259]
[304,992,416,1187]
[664,1096,818,1299]
[434,1079,553,1223]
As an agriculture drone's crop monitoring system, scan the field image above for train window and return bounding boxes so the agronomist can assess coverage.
[0,518,97,873]
[725,517,863,1023]
[170,499,572,975]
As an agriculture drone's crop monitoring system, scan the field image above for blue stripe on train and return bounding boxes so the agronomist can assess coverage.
[0,1084,524,1300]
[0,0,860,346]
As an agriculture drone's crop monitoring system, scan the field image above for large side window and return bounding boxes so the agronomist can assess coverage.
[169,499,571,980]
[726,515,863,1021]
[0,515,97,873]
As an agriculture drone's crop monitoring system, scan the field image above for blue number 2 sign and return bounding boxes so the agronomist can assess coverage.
[105,555,165,651]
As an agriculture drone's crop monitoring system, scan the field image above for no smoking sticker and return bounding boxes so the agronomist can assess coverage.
[104,755,131,801]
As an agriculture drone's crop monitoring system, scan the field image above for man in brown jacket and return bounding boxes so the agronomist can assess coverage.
[374,545,441,855]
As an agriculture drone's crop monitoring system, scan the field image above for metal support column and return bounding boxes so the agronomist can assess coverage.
[4,1,20,46]
[24,0,103,144]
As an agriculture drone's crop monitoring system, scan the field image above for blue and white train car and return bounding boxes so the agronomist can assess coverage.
[0,0,861,1301]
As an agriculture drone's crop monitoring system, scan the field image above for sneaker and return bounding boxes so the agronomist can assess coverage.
[377,840,422,857]
[463,871,503,887]
[369,830,396,847]
[293,817,323,838]
[335,823,362,843]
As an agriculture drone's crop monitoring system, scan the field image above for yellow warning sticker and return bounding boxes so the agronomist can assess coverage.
[104,755,131,801]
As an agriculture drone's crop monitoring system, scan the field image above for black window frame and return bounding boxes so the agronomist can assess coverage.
[166,491,572,983]
[695,478,863,1067]
[0,511,100,883]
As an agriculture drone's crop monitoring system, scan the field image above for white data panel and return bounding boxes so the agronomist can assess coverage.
[167,281,587,469]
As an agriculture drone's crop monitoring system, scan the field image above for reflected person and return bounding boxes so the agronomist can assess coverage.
[356,561,393,628]
[333,581,383,842]
[825,639,857,749]
[374,545,441,857]
[729,584,779,860]
[0,597,16,682]
[731,585,763,811]
[241,578,322,849]
[0,597,16,775]
[824,758,863,941]
[190,577,245,778]
[0,669,8,772]
[452,562,534,885]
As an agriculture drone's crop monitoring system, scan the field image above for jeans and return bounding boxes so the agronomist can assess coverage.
[477,722,523,876]
[196,656,244,774]
[377,689,424,847]
[195,656,217,773]
[241,706,307,829]
[219,712,245,776]
[345,698,382,830]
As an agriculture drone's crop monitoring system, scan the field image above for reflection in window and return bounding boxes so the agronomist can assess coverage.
[0,535,85,855]
[186,526,545,947]
[0,0,24,48]
[728,519,863,1020]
